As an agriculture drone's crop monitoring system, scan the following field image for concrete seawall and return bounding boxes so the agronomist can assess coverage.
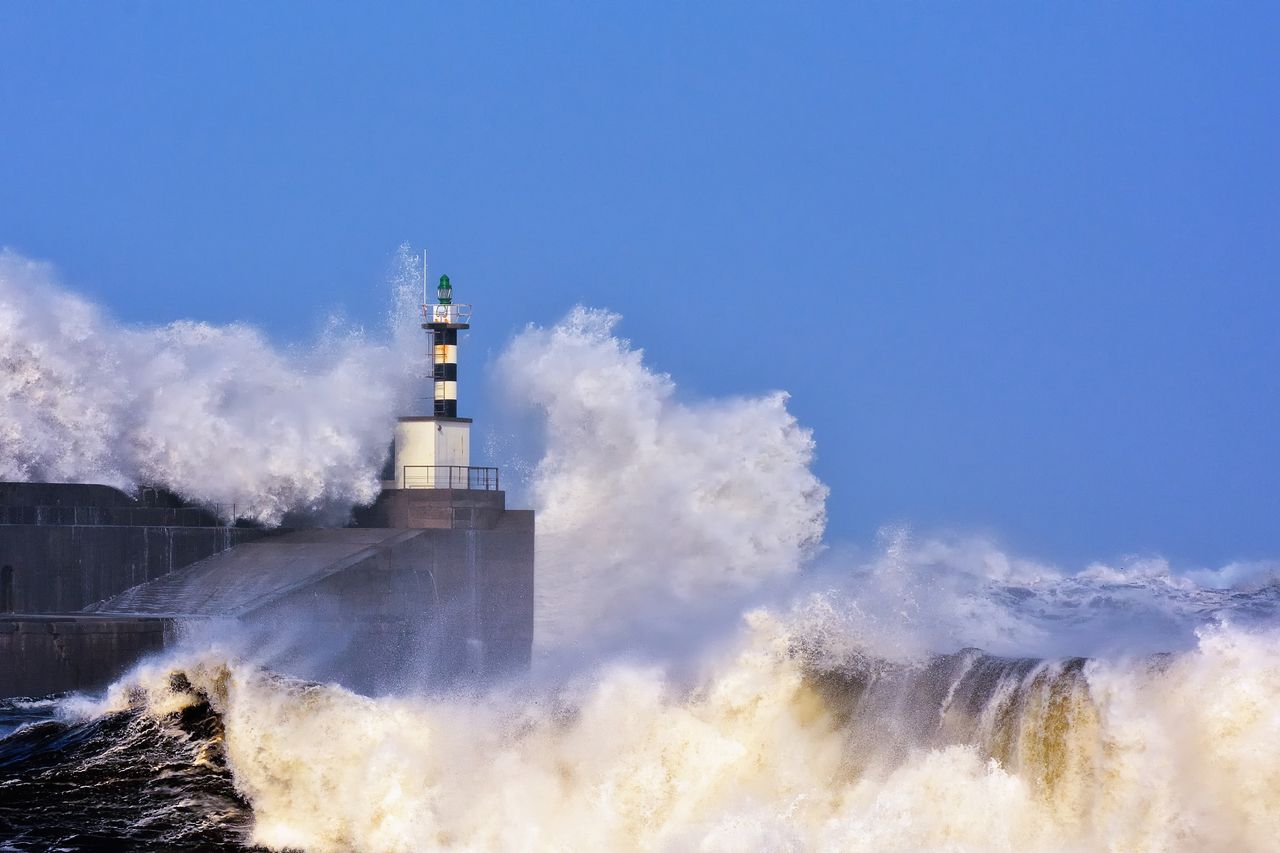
[1,482,270,614]
[1,482,535,698]
[0,616,168,698]
[0,524,266,613]
[92,513,535,692]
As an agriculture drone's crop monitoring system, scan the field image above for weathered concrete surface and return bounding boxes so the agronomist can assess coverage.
[0,481,270,614]
[91,514,535,691]
[0,483,140,508]
[0,616,168,698]
[0,525,267,613]
[0,482,535,697]
[89,528,418,617]
[353,488,507,529]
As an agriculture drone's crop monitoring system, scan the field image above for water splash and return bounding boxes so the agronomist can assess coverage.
[498,307,829,653]
[33,614,1278,852]
[793,528,1280,664]
[5,252,1280,851]
[0,248,421,525]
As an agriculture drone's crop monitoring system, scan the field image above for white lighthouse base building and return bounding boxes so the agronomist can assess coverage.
[382,416,473,490]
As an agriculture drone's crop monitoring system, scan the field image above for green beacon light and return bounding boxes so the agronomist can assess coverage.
[437,274,453,305]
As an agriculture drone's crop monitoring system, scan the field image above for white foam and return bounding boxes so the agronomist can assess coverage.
[0,248,420,524]
[13,247,1280,850]
[498,307,829,652]
[109,617,1280,853]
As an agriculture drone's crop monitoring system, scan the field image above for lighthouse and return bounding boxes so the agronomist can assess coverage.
[0,251,534,698]
[428,273,465,418]
[380,257,498,494]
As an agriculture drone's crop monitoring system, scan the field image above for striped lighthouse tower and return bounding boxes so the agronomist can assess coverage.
[425,272,468,417]
[380,255,483,491]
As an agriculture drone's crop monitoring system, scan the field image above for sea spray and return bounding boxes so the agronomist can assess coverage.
[795,527,1280,661]
[77,615,1280,852]
[498,307,829,653]
[5,254,1280,851]
[0,248,421,524]
[7,476,1280,850]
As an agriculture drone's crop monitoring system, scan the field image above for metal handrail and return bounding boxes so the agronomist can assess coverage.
[402,465,499,491]
[421,303,472,324]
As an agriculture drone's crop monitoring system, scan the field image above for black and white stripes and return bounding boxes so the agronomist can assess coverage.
[422,272,470,419]
[431,326,460,417]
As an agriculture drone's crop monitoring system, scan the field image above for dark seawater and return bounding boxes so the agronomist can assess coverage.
[0,677,257,852]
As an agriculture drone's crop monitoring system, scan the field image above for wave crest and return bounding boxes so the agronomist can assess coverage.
[0,249,418,524]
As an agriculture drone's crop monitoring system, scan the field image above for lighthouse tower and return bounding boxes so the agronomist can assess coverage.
[379,258,498,495]
[427,273,466,418]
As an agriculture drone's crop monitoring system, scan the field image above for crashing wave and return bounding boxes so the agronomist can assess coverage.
[0,248,422,525]
[13,612,1276,853]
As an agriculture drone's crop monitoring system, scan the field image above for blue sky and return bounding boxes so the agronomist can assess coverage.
[1,3,1276,566]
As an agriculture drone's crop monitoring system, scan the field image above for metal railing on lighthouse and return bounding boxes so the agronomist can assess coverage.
[402,465,500,491]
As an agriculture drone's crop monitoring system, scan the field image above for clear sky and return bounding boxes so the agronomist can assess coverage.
[1,3,1276,567]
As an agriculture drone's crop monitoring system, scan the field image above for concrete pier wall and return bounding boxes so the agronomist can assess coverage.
[0,482,268,615]
[0,525,266,614]
[0,483,145,509]
[258,511,535,690]
[0,616,168,698]
[0,482,535,699]
[92,513,535,693]
[353,487,508,530]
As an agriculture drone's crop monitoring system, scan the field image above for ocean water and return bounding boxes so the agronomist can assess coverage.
[2,251,1278,851]
[4,601,1280,851]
